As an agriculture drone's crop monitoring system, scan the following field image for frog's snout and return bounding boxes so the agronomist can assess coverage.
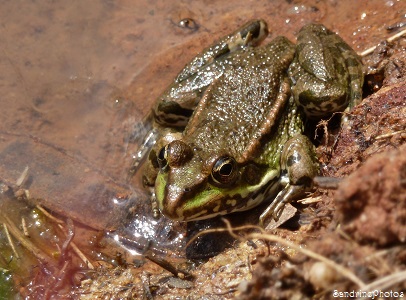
[158,163,208,221]
[159,182,197,221]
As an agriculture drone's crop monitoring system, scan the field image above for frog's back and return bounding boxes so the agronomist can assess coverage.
[184,37,296,162]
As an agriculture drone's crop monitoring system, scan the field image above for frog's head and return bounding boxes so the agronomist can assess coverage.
[154,140,277,221]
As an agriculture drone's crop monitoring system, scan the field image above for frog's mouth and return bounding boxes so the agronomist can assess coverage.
[156,168,280,221]
[155,169,209,221]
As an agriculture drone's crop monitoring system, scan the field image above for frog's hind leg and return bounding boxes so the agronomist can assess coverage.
[330,35,364,109]
[290,24,364,118]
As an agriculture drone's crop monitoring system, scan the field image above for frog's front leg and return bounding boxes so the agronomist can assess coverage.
[260,135,319,224]
[153,20,268,128]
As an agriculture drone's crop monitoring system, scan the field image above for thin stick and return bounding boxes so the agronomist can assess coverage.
[359,28,406,57]
[361,270,406,295]
[387,28,406,42]
[15,166,29,187]
[36,206,95,269]
[3,223,20,259]
[375,130,405,140]
[21,217,29,237]
[297,196,323,204]
[36,205,64,224]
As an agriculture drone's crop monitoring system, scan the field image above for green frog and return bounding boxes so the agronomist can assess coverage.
[142,20,363,224]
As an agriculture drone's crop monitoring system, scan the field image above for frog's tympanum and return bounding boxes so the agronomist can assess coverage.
[142,20,363,224]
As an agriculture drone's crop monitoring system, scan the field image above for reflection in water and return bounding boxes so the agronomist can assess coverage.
[108,215,186,257]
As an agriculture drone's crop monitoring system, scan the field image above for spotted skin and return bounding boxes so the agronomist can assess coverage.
[289,24,363,117]
[144,20,364,223]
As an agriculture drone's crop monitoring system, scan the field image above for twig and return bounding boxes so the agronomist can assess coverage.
[185,223,261,248]
[59,219,75,258]
[359,270,406,299]
[3,223,20,259]
[36,205,94,270]
[37,206,95,269]
[246,232,366,288]
[375,130,405,140]
[15,166,29,187]
[21,217,29,237]
[359,27,406,57]
[36,205,64,224]
[297,195,323,204]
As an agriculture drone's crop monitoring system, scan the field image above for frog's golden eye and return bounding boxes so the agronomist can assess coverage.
[211,156,238,186]
[157,145,169,169]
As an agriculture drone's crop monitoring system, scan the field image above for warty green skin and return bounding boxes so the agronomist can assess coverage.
[143,20,363,222]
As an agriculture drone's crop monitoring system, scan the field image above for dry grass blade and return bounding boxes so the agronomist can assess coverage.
[197,219,368,289]
[21,217,29,237]
[185,222,262,248]
[360,270,406,296]
[246,232,367,288]
[359,27,406,56]
[187,219,366,288]
[375,130,406,140]
[36,205,65,224]
[15,166,29,187]
[297,195,323,204]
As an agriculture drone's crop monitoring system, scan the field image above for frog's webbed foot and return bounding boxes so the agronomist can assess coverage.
[259,184,305,225]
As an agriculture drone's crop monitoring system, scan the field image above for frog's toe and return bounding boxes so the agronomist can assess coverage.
[260,184,305,225]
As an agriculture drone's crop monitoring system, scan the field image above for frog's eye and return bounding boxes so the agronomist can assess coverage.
[211,156,238,186]
[157,141,193,169]
[157,145,169,169]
